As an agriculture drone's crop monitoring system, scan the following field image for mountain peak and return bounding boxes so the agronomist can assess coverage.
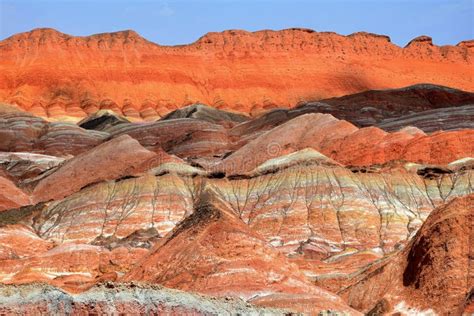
[348,31,392,42]
[405,35,433,47]
[2,27,70,42]
[1,28,150,47]
[88,29,148,43]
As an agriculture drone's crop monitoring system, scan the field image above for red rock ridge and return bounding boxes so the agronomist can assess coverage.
[123,188,359,314]
[340,194,474,314]
[0,28,472,118]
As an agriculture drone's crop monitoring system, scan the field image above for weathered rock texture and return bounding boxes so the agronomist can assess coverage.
[0,112,107,156]
[2,87,474,173]
[31,135,156,203]
[0,156,469,297]
[220,113,474,173]
[319,84,474,128]
[340,194,474,315]
[123,189,358,314]
[1,28,472,118]
[0,43,473,314]
[376,104,474,132]
[0,177,30,211]
[221,84,474,134]
[0,282,286,315]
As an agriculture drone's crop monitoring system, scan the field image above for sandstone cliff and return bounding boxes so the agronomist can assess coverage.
[1,28,472,118]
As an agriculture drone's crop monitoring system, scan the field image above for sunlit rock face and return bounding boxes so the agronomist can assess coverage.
[1,28,472,119]
[340,193,474,315]
[31,134,157,203]
[0,32,473,314]
[2,158,468,294]
[32,174,194,244]
[0,176,30,211]
[122,189,359,314]
[219,113,474,173]
[2,97,473,170]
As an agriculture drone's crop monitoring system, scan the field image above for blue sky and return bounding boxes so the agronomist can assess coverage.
[0,0,472,46]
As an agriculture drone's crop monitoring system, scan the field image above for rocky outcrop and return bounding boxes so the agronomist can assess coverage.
[220,113,474,174]
[30,174,192,244]
[107,118,231,158]
[0,177,30,211]
[405,35,433,47]
[0,72,473,314]
[340,194,474,315]
[160,104,249,126]
[1,28,472,118]
[77,110,130,132]
[31,135,156,203]
[0,241,147,293]
[0,112,107,156]
[19,159,471,291]
[123,188,358,314]
[0,282,285,315]
[0,224,53,260]
[0,147,471,313]
[226,84,474,135]
[319,84,474,129]
[0,152,65,187]
[376,104,474,132]
[220,113,358,174]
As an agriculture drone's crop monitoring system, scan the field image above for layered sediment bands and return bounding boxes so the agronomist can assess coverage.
[221,113,474,173]
[0,112,107,156]
[0,283,286,315]
[0,242,147,293]
[319,84,474,128]
[0,177,30,211]
[227,84,474,136]
[0,152,65,185]
[31,174,193,244]
[376,104,474,132]
[2,110,473,169]
[0,225,54,259]
[340,194,474,315]
[16,159,472,282]
[160,104,249,126]
[212,163,473,258]
[122,189,358,314]
[0,154,472,311]
[1,28,472,118]
[32,135,156,203]
[107,118,231,157]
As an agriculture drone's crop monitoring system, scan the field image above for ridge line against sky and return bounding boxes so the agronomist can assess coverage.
[0,0,473,46]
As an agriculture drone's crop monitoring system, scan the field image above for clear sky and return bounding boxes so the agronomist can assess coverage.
[0,0,472,47]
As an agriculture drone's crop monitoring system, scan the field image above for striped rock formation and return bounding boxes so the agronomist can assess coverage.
[219,113,474,173]
[0,153,471,297]
[340,194,474,315]
[319,84,474,129]
[0,48,473,313]
[0,112,107,156]
[0,28,472,119]
[122,189,359,314]
[0,283,286,315]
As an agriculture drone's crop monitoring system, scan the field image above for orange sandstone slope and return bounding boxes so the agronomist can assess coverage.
[340,194,474,315]
[0,28,472,119]
[123,188,359,314]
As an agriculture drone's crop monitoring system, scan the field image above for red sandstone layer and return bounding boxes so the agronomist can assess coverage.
[0,28,472,119]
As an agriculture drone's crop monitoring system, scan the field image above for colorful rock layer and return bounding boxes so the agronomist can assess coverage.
[0,28,473,315]
[0,28,472,118]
